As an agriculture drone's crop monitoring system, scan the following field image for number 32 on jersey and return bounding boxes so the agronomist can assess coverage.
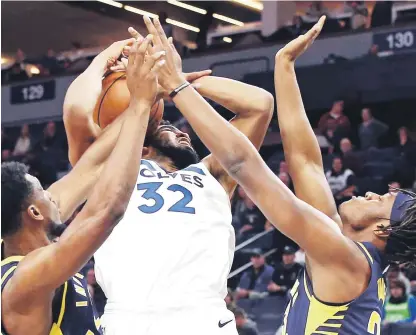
[137,182,195,214]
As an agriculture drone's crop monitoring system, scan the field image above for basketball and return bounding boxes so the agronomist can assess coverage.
[93,71,164,133]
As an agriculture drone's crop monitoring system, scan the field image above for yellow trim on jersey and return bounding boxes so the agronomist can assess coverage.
[356,242,373,264]
[303,273,350,334]
[1,266,17,284]
[49,323,64,335]
[76,301,88,307]
[1,256,24,266]
[75,272,84,279]
[57,281,68,327]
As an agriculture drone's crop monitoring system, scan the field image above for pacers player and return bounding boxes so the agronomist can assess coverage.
[1,36,163,335]
[155,16,416,335]
[64,18,273,335]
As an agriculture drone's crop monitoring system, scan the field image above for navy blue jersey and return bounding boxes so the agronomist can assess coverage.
[281,242,387,335]
[1,255,103,335]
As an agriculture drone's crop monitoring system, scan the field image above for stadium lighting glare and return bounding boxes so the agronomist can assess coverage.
[124,5,159,18]
[223,37,233,43]
[30,66,40,75]
[230,0,263,12]
[166,18,200,33]
[213,13,244,27]
[1,57,7,64]
[167,0,207,15]
[97,0,123,9]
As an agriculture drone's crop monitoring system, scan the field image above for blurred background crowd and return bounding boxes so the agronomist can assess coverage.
[2,1,416,334]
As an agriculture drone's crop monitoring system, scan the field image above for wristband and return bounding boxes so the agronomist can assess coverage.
[169,82,190,98]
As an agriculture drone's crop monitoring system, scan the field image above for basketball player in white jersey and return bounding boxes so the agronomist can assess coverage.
[63,18,274,335]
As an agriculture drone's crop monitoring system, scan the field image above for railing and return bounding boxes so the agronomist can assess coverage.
[229,227,277,280]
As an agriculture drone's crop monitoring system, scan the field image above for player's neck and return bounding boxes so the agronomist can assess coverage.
[343,226,385,251]
[3,228,50,258]
[143,150,178,172]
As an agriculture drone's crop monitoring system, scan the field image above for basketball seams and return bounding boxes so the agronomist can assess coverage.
[96,73,126,128]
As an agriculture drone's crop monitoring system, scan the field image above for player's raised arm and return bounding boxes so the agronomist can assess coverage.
[193,76,273,196]
[141,16,273,197]
[49,96,138,223]
[147,19,364,274]
[274,16,342,227]
[3,36,165,305]
[63,38,135,166]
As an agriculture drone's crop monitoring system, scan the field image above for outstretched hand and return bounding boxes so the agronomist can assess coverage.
[126,34,166,106]
[110,25,211,96]
[276,16,326,63]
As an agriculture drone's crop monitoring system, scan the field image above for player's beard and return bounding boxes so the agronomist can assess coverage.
[47,221,67,241]
[150,137,200,170]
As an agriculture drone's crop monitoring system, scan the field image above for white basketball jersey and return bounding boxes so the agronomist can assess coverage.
[94,159,235,313]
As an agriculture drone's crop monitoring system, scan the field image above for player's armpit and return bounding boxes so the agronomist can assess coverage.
[232,153,365,272]
[198,77,274,197]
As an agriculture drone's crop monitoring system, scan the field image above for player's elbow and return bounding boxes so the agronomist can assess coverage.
[260,91,275,115]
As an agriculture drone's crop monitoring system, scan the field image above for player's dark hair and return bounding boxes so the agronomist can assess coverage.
[1,162,32,237]
[382,189,416,267]
[144,120,171,147]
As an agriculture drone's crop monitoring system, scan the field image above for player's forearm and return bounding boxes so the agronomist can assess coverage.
[63,57,107,115]
[194,76,274,117]
[172,84,253,171]
[49,107,135,222]
[274,58,323,168]
[82,99,150,224]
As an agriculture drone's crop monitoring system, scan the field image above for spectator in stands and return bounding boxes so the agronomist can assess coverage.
[86,266,106,316]
[234,308,259,335]
[340,137,363,175]
[7,49,30,82]
[326,157,356,205]
[358,108,389,150]
[225,289,237,312]
[306,1,329,19]
[288,16,306,38]
[390,181,401,190]
[268,246,303,297]
[386,265,411,296]
[236,249,274,300]
[318,100,350,151]
[279,160,288,174]
[1,127,14,152]
[398,127,416,166]
[345,1,369,30]
[12,124,31,158]
[383,279,416,326]
[41,48,61,75]
[278,172,291,189]
[295,248,305,266]
[30,121,63,186]
[2,149,12,162]
[232,187,266,242]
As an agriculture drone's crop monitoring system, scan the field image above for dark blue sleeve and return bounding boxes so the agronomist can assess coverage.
[407,295,416,322]
[238,272,250,290]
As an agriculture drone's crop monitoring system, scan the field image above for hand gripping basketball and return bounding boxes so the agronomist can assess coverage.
[126,34,166,106]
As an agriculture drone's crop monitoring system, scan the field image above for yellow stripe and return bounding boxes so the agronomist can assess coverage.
[356,242,373,264]
[72,276,82,286]
[76,301,88,307]
[322,323,342,328]
[1,266,17,284]
[57,282,68,327]
[1,256,24,266]
[330,315,346,320]
[75,273,84,279]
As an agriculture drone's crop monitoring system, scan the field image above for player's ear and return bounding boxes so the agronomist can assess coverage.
[373,224,390,239]
[142,146,150,157]
[27,205,44,221]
